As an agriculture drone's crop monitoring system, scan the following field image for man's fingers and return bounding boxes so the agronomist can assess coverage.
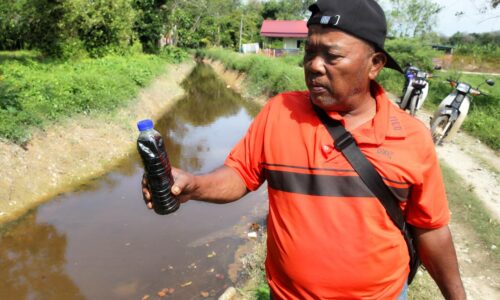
[142,186,153,210]
[171,184,181,195]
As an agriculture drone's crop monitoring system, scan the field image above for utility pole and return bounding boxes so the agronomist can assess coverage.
[238,14,243,52]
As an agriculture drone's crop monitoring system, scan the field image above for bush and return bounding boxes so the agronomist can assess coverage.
[384,38,439,71]
[197,48,306,97]
[0,51,169,143]
[159,46,189,64]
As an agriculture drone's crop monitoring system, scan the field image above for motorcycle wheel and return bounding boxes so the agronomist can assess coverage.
[431,115,449,145]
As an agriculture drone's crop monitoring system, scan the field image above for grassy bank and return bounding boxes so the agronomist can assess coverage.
[0,48,187,144]
[196,48,305,97]
[199,48,498,299]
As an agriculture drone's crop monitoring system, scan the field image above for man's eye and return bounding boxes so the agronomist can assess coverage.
[327,53,341,61]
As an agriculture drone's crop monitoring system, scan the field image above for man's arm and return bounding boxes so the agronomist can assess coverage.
[414,225,467,300]
[142,165,248,208]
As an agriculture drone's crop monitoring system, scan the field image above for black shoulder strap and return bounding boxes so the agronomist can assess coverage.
[312,105,421,284]
[312,105,406,232]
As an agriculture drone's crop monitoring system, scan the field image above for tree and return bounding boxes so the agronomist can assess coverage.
[382,0,442,38]
[262,0,314,20]
[65,0,136,57]
[22,0,68,57]
[133,0,171,53]
[0,0,29,50]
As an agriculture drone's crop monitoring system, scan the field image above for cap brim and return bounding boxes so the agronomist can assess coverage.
[381,49,403,73]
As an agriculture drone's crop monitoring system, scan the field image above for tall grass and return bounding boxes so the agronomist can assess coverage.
[196,48,306,97]
[0,49,187,144]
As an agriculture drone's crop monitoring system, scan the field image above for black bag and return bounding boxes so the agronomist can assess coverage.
[313,105,421,284]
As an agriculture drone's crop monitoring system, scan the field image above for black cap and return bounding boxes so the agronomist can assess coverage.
[307,0,403,73]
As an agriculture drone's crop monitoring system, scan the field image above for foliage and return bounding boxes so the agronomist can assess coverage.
[133,0,170,54]
[158,46,188,63]
[197,48,306,97]
[446,32,500,64]
[261,0,314,20]
[448,31,500,46]
[0,51,169,143]
[377,38,437,96]
[0,0,138,58]
[22,0,68,57]
[64,0,137,58]
[384,38,439,71]
[380,0,442,38]
[0,0,28,50]
[169,0,252,50]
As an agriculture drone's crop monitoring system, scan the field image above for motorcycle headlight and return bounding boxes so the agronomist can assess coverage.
[456,82,471,93]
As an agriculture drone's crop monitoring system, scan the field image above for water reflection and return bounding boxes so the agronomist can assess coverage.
[0,63,267,299]
[0,211,84,300]
[155,63,260,173]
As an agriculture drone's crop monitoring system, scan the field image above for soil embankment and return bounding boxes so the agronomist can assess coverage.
[0,61,196,225]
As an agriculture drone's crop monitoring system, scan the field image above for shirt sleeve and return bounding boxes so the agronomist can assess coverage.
[224,99,273,191]
[405,136,451,229]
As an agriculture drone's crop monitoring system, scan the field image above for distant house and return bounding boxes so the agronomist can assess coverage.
[260,20,308,52]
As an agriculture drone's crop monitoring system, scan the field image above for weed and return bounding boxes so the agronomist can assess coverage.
[0,51,173,144]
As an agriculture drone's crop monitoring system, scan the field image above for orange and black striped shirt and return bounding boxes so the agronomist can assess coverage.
[225,82,450,300]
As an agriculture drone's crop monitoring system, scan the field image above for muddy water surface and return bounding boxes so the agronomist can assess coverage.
[0,64,267,300]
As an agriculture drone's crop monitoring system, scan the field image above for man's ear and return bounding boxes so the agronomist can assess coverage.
[368,52,387,80]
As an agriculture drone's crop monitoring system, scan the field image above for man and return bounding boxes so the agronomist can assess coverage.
[142,0,466,299]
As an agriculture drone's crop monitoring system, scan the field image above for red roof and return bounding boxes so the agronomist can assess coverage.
[260,20,308,38]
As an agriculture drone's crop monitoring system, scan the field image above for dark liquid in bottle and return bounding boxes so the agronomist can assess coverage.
[137,131,180,215]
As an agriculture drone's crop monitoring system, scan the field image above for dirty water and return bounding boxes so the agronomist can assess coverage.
[0,64,267,300]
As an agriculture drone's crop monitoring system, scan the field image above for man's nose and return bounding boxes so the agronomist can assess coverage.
[307,55,326,75]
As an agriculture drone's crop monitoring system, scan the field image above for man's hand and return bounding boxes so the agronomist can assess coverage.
[141,165,247,209]
[142,167,195,210]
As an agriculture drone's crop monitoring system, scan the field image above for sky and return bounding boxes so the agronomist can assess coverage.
[435,0,500,36]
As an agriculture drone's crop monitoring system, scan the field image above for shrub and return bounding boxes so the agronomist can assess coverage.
[0,51,169,144]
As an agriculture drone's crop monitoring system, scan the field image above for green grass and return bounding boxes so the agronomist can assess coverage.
[196,48,306,97]
[441,163,500,259]
[0,50,180,144]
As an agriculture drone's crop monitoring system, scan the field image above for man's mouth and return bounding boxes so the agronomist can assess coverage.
[310,83,328,94]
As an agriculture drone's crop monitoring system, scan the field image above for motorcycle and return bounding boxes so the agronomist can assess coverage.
[430,78,495,145]
[399,66,431,116]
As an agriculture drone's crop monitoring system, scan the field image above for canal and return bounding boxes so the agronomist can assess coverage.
[0,64,268,300]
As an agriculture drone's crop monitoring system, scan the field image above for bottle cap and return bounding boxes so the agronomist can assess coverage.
[137,119,154,131]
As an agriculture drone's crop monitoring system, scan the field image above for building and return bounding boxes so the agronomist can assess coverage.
[260,20,308,52]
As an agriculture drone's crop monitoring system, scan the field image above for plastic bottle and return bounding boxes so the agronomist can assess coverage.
[137,119,180,215]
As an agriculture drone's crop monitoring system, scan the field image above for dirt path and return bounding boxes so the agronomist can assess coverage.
[0,61,196,225]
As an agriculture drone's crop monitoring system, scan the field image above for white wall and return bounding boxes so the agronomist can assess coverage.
[283,38,299,49]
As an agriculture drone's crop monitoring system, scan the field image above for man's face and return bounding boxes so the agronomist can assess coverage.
[304,26,377,112]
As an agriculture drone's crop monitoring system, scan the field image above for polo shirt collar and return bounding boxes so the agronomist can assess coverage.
[319,81,407,146]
